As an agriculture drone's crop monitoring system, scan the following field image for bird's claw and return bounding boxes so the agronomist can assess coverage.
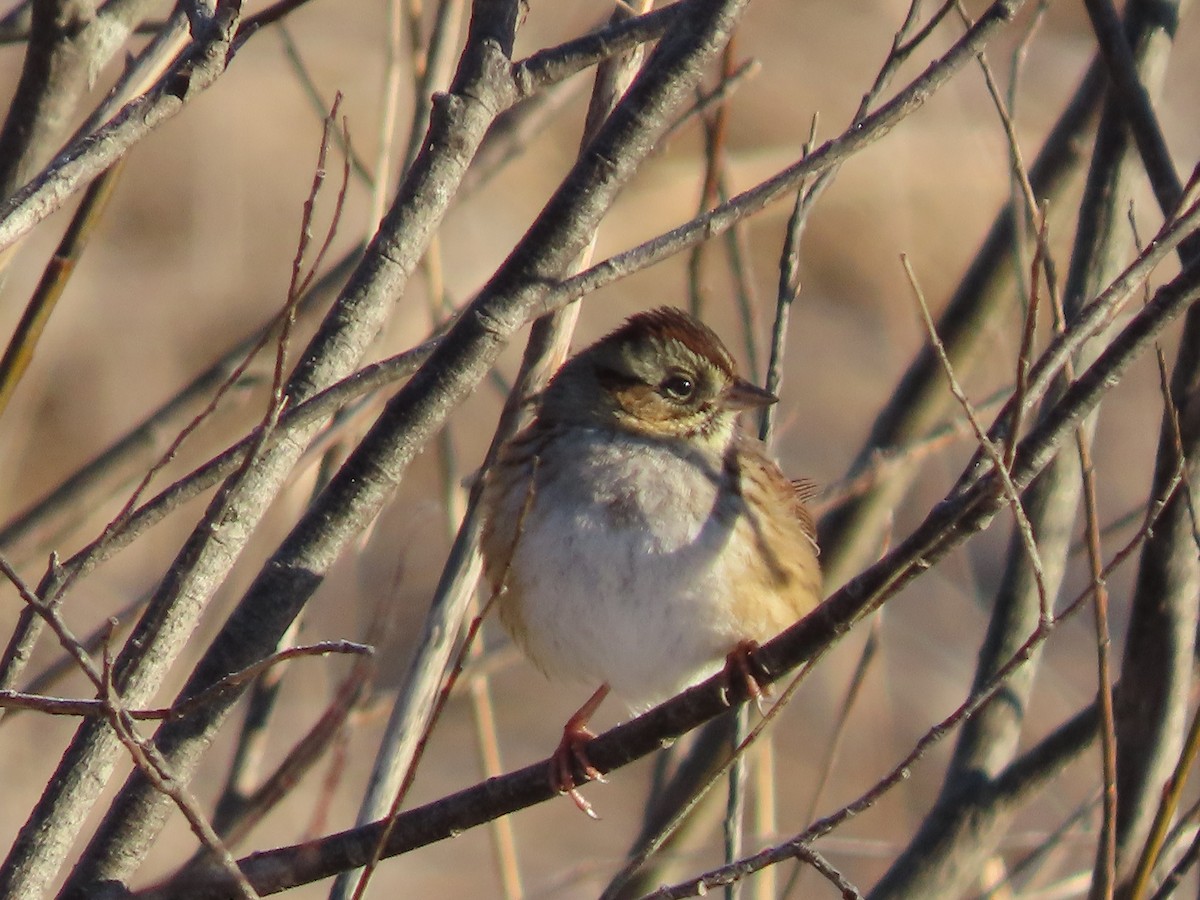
[551,726,604,819]
[720,640,771,712]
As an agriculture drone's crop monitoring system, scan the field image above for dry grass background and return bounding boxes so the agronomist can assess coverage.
[1,0,1199,897]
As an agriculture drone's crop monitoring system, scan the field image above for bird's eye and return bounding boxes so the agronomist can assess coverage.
[660,372,696,401]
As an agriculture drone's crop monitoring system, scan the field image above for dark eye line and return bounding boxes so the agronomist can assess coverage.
[594,365,641,391]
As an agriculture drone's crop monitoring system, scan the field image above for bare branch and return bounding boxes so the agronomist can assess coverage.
[0,2,245,252]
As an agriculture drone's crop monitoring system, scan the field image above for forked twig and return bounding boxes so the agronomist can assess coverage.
[648,840,865,900]
[0,641,370,722]
[0,555,260,900]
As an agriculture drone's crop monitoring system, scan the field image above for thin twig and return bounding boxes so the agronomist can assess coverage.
[276,25,372,183]
[1007,208,1049,469]
[780,616,881,900]
[1149,826,1200,900]
[207,657,375,852]
[0,555,260,900]
[0,641,369,721]
[1076,430,1117,898]
[760,115,818,447]
[14,590,145,698]
[1129,698,1200,896]
[0,160,126,419]
[903,254,1052,622]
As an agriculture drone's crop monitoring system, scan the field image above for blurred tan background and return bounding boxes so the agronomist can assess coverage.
[2,0,1200,896]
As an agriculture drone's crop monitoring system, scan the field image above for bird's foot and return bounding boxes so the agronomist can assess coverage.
[550,723,605,819]
[549,684,610,818]
[719,639,772,712]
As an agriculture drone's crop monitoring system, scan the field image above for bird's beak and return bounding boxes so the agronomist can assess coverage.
[722,377,778,410]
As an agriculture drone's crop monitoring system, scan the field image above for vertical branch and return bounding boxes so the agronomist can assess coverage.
[724,703,748,900]
[759,115,818,448]
[1071,0,1199,889]
[368,0,406,232]
[1076,433,1117,899]
[400,0,467,176]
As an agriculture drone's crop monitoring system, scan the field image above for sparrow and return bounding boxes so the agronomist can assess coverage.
[480,306,821,814]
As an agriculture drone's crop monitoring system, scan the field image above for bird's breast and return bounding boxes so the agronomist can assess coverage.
[493,430,752,706]
[534,431,733,549]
